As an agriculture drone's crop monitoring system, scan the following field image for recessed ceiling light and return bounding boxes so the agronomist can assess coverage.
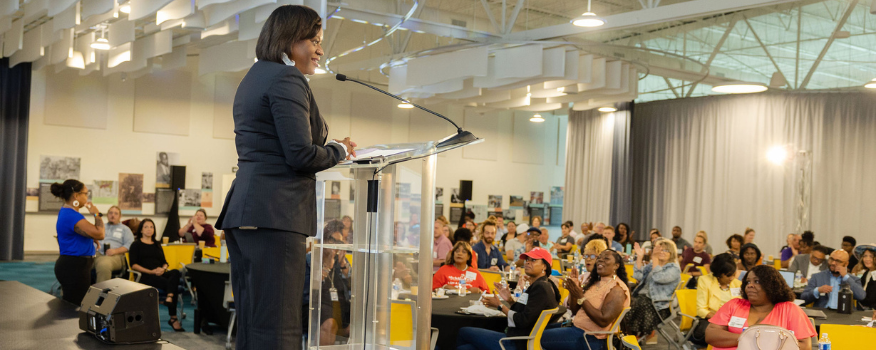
[398,102,414,109]
[571,0,605,27]
[598,107,617,112]
[530,114,545,123]
[90,37,110,50]
[711,82,768,94]
[865,78,876,89]
[119,4,131,14]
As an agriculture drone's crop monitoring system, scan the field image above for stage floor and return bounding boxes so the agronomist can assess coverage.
[0,280,185,350]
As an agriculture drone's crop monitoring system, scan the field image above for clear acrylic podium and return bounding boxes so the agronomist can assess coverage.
[308,139,481,350]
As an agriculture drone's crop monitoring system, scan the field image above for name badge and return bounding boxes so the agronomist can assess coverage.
[433,250,437,259]
[730,288,741,297]
[871,271,876,281]
[693,256,703,264]
[728,316,746,329]
[330,288,339,302]
[491,258,498,266]
[677,248,683,254]
[517,293,529,305]
[465,271,477,281]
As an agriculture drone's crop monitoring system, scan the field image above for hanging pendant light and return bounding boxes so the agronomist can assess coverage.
[90,25,110,50]
[572,0,606,27]
[598,107,617,112]
[711,82,768,94]
[530,114,545,123]
[865,78,876,89]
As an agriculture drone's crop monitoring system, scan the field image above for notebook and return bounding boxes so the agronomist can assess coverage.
[803,308,827,319]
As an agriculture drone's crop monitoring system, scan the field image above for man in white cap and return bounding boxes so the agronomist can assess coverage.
[504,223,529,266]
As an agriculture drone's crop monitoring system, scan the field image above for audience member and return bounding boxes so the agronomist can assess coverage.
[94,205,134,283]
[680,235,711,277]
[495,216,507,237]
[601,226,624,252]
[538,228,553,252]
[615,223,634,251]
[531,215,542,228]
[459,248,560,350]
[580,222,592,237]
[736,243,761,276]
[671,226,692,253]
[500,221,517,247]
[341,215,353,242]
[789,245,829,282]
[852,244,876,309]
[798,238,814,255]
[433,242,489,293]
[432,219,453,272]
[178,208,216,247]
[640,228,662,250]
[555,223,576,259]
[691,253,740,347]
[473,220,507,272]
[576,222,605,247]
[724,234,743,260]
[50,179,105,305]
[780,233,800,268]
[695,230,713,255]
[442,224,452,240]
[626,239,681,342]
[842,236,858,268]
[324,219,345,242]
[742,228,755,244]
[800,249,865,309]
[455,228,479,268]
[303,235,351,345]
[564,221,580,241]
[705,265,815,349]
[129,219,184,331]
[580,239,609,283]
[515,227,543,267]
[505,224,528,263]
[541,250,631,350]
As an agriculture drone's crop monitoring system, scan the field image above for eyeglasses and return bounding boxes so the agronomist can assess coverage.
[828,257,847,264]
[582,254,598,260]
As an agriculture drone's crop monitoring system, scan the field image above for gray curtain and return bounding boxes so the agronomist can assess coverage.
[631,92,876,256]
[0,58,31,261]
[609,102,633,235]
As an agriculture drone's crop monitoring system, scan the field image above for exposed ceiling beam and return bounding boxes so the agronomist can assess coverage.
[507,0,804,41]
[504,0,525,35]
[479,0,502,34]
[685,15,738,97]
[743,16,791,88]
[799,0,858,89]
[332,4,500,42]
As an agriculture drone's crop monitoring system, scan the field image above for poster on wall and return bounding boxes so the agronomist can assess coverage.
[487,195,502,209]
[502,209,516,221]
[155,152,180,188]
[435,187,444,203]
[38,183,64,212]
[509,196,524,207]
[92,180,119,205]
[119,173,144,214]
[550,186,564,205]
[471,205,488,223]
[450,188,463,203]
[530,191,544,204]
[39,155,80,183]
[435,203,444,217]
[178,189,202,210]
[449,206,464,223]
[142,192,155,203]
[201,191,213,208]
[201,172,213,190]
[331,181,341,199]
[155,189,175,214]
[26,188,39,201]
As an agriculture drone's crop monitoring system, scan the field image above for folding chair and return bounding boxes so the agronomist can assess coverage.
[650,280,698,350]
[583,307,630,350]
[621,334,642,350]
[480,270,503,293]
[498,307,559,350]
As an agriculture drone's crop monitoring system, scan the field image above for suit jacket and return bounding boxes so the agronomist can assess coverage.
[788,254,828,278]
[215,60,344,235]
[800,269,866,308]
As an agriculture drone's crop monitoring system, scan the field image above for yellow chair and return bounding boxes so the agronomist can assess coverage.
[625,264,637,283]
[390,300,416,347]
[124,253,141,282]
[551,259,561,272]
[202,247,222,259]
[621,335,641,350]
[819,324,876,349]
[583,307,630,350]
[346,253,353,267]
[556,282,569,304]
[676,289,698,331]
[162,244,196,270]
[499,307,558,350]
[697,266,708,275]
[480,270,503,293]
[678,273,692,290]
[706,345,713,350]
[682,264,695,274]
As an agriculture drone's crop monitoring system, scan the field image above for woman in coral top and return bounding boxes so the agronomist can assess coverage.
[432,241,489,293]
[706,265,815,350]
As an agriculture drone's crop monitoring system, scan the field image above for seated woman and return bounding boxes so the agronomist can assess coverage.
[725,234,743,261]
[690,253,741,346]
[178,208,216,247]
[303,235,351,345]
[129,219,184,331]
[457,248,560,350]
[852,244,876,309]
[432,241,489,293]
[705,265,815,350]
[626,238,681,342]
[578,239,608,284]
[736,243,761,280]
[540,250,631,350]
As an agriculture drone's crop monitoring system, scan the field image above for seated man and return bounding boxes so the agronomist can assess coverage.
[472,220,507,272]
[788,245,829,283]
[801,250,865,309]
[94,206,134,283]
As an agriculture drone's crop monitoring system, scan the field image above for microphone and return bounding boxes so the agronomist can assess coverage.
[336,74,478,148]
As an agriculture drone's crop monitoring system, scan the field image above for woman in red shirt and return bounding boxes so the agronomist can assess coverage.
[706,265,815,350]
[432,241,489,293]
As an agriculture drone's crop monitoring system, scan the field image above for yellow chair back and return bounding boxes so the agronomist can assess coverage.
[526,307,558,350]
[676,289,697,330]
[697,266,708,275]
[390,300,416,346]
[346,253,353,267]
[678,273,692,290]
[124,253,136,281]
[819,324,876,349]
[625,264,636,283]
[202,247,222,259]
[162,244,196,270]
[556,282,569,304]
[480,270,503,293]
[621,335,641,350]
[551,259,561,272]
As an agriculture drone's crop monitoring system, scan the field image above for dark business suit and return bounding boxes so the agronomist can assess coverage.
[216,60,344,349]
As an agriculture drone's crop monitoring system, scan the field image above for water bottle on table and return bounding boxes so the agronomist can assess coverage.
[458,274,467,296]
[818,333,830,350]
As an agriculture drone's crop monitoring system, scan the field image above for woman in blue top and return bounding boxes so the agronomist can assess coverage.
[50,179,105,305]
[625,238,681,342]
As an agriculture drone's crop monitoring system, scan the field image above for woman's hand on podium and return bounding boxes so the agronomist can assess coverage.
[333,137,357,160]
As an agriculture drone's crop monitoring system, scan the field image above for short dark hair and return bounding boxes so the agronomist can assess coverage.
[324,219,344,237]
[741,265,795,304]
[49,179,84,201]
[135,219,157,240]
[812,245,831,256]
[710,253,737,277]
[739,243,762,270]
[255,5,322,64]
[453,228,473,244]
[801,231,814,242]
[726,234,744,248]
[843,236,856,246]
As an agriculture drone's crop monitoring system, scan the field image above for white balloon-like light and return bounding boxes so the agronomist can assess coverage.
[711,82,768,94]
[530,114,545,123]
[598,107,617,112]
[766,145,790,165]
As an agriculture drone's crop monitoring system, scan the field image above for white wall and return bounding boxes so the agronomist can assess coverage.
[23,61,567,252]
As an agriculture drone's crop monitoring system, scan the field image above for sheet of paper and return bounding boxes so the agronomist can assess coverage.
[340,148,414,164]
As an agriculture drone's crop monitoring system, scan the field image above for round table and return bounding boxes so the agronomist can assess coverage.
[809,307,872,327]
[430,293,508,350]
[186,262,232,333]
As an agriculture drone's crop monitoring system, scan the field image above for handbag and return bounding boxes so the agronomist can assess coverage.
[737,325,799,350]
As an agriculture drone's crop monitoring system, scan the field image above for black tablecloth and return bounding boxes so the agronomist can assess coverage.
[186,263,232,332]
[431,293,508,350]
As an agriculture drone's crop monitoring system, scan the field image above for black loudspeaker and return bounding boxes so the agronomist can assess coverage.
[170,165,186,190]
[459,180,472,202]
[79,278,161,344]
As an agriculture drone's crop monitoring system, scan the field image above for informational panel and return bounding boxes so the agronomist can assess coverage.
[133,69,192,135]
[512,112,545,165]
[38,183,64,212]
[44,68,108,129]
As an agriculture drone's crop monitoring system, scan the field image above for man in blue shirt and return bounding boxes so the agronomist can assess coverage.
[472,220,507,271]
[94,206,135,282]
[801,249,865,309]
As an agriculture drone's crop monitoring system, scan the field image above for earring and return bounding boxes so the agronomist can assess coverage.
[72,200,80,207]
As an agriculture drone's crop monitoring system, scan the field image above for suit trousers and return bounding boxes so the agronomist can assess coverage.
[226,228,306,350]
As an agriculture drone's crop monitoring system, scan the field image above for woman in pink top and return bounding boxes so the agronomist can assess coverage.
[706,265,815,349]
[540,250,631,350]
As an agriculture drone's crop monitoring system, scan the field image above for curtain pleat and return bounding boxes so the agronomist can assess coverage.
[0,58,31,261]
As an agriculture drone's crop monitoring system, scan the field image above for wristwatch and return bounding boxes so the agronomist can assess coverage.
[576,296,587,305]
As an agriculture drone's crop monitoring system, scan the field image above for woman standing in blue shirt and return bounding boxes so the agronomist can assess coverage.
[50,179,105,305]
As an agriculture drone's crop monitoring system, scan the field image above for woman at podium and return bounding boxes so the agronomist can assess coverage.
[215,5,355,349]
